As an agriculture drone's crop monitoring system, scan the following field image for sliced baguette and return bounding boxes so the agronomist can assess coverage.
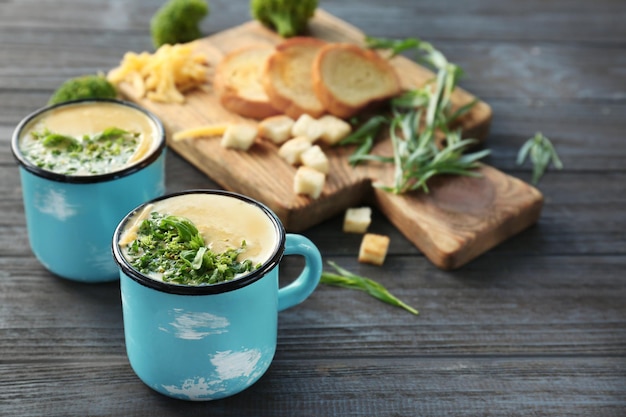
[263,37,327,119]
[312,43,401,119]
[213,45,280,119]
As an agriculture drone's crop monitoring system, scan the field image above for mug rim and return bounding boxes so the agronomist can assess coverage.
[112,189,286,295]
[11,98,166,184]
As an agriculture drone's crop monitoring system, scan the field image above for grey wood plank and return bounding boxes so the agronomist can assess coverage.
[1,255,623,360]
[1,357,624,417]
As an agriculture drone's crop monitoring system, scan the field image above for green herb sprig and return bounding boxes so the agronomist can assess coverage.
[338,115,388,165]
[516,132,563,184]
[125,212,258,285]
[320,261,418,315]
[338,36,489,194]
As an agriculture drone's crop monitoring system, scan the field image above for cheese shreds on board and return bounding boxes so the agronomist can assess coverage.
[107,43,209,104]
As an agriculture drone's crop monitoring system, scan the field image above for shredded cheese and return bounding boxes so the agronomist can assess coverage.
[107,43,209,104]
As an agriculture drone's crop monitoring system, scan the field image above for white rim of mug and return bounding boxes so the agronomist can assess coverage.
[10,98,166,184]
[111,189,287,295]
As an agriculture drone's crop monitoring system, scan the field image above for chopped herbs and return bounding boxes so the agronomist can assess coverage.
[21,127,140,175]
[517,132,563,185]
[321,261,419,315]
[124,212,258,285]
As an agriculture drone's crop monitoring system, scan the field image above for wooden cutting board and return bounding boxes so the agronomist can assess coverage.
[116,9,543,270]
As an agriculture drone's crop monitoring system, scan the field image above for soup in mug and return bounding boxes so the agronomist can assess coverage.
[118,193,280,286]
[19,101,160,176]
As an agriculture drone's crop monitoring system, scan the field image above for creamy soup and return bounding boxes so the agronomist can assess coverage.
[119,193,279,285]
[19,101,159,176]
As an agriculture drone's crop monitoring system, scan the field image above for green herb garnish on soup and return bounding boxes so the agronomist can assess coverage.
[124,212,259,285]
[22,127,139,175]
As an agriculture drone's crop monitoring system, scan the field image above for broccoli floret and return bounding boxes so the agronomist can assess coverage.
[150,0,209,49]
[251,0,318,38]
[48,74,117,105]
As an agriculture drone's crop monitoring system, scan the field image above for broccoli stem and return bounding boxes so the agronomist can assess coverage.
[268,12,298,38]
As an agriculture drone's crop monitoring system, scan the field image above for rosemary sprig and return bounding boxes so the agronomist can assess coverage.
[516,132,563,184]
[320,261,419,315]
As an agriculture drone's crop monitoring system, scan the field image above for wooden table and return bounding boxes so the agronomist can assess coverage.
[1,1,624,415]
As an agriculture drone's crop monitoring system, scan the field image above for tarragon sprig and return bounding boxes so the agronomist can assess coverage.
[379,113,490,193]
[516,132,563,184]
[339,36,489,194]
[320,261,418,315]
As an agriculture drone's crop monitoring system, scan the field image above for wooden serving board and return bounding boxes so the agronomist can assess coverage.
[116,9,543,270]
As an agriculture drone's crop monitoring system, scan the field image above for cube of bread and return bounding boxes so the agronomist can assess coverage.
[294,166,325,199]
[358,233,390,266]
[221,123,258,150]
[318,115,352,145]
[258,115,295,145]
[291,114,322,142]
[300,145,329,174]
[278,136,312,165]
[343,207,372,233]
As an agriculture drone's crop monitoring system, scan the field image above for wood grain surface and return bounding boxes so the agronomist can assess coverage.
[115,9,541,269]
[1,0,625,416]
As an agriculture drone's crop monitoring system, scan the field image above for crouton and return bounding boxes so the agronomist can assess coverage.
[300,145,329,174]
[318,114,352,145]
[278,136,312,165]
[221,123,258,150]
[291,113,322,142]
[294,166,325,199]
[258,114,295,145]
[343,207,372,234]
[358,233,390,266]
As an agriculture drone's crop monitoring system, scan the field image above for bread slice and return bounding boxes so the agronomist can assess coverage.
[263,37,327,119]
[312,43,401,118]
[214,45,280,119]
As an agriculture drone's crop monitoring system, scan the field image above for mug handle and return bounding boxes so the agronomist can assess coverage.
[277,234,322,312]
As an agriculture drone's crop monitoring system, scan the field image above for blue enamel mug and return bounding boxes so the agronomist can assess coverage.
[11,99,166,282]
[111,190,322,401]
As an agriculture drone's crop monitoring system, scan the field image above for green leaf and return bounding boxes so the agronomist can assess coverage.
[338,115,388,146]
[192,247,207,270]
[41,133,79,149]
[321,261,419,315]
[93,127,131,141]
[516,132,563,184]
[447,98,479,124]
[365,36,422,57]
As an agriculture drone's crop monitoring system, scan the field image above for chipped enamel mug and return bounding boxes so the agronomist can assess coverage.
[11,99,166,282]
[111,190,322,401]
